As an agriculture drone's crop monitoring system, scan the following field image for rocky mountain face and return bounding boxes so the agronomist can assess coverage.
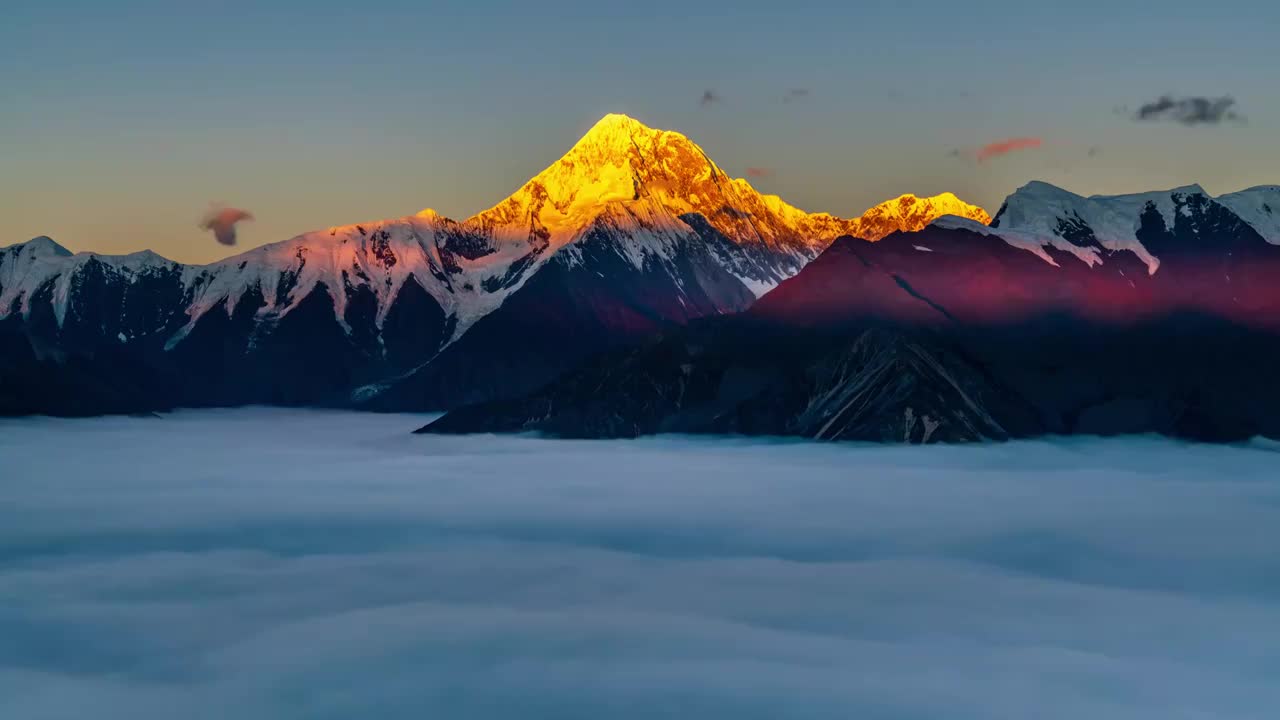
[422,183,1280,442]
[6,114,987,416]
[421,322,1043,442]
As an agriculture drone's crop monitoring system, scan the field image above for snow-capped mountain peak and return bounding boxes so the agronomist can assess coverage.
[2,113,993,407]
[13,235,73,258]
[982,181,1168,273]
[466,113,674,239]
[938,180,1280,275]
[1216,185,1280,244]
[1,238,67,318]
[849,192,991,241]
[465,113,845,259]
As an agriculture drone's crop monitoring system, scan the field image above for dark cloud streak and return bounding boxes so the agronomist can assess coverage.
[1134,95,1244,125]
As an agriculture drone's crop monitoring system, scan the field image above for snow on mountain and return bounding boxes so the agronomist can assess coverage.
[5,114,981,353]
[981,181,1163,273]
[170,213,515,348]
[1216,185,1280,245]
[180,113,865,345]
[479,113,836,250]
[469,113,861,295]
[848,192,991,241]
[939,181,1280,276]
[10,111,1280,420]
[554,200,703,273]
[931,215,1073,267]
[0,237,73,315]
[0,237,183,325]
[2,235,70,259]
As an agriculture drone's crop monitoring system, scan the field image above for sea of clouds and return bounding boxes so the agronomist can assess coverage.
[2,409,1279,719]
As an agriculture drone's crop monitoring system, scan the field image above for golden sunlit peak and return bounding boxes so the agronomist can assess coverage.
[574,113,668,150]
[415,208,442,220]
[465,113,991,253]
[868,192,989,217]
[587,112,652,133]
[885,192,960,205]
[848,191,992,240]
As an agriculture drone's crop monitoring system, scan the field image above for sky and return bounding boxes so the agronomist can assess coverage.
[4,409,1280,718]
[3,0,1278,264]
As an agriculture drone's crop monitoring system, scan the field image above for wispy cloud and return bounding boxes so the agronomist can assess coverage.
[976,137,1044,162]
[199,204,254,246]
[1134,95,1244,125]
[783,88,810,103]
[745,167,773,178]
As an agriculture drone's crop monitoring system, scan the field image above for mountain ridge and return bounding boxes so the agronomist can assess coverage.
[411,165,1280,442]
[848,192,990,241]
[2,114,993,353]
[11,112,1279,427]
[10,113,958,415]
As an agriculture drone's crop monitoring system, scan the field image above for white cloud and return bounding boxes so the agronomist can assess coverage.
[2,410,1279,718]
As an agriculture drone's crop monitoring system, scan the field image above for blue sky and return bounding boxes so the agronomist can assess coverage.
[3,0,1277,262]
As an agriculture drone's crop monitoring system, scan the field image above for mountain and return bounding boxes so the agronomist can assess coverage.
[421,322,1043,442]
[357,122,1001,410]
[846,192,991,241]
[2,114,988,416]
[355,114,854,409]
[421,181,1280,442]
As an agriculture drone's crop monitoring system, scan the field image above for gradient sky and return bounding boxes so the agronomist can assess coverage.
[4,0,1278,264]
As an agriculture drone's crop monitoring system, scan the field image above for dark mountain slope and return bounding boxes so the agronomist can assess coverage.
[422,207,1280,443]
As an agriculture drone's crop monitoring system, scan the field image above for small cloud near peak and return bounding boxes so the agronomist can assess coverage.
[200,204,254,246]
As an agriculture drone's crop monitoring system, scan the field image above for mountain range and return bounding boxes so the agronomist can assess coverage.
[422,177,1280,442]
[0,114,986,416]
[4,114,1279,442]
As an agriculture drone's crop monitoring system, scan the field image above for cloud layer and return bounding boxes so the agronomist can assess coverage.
[3,409,1279,719]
